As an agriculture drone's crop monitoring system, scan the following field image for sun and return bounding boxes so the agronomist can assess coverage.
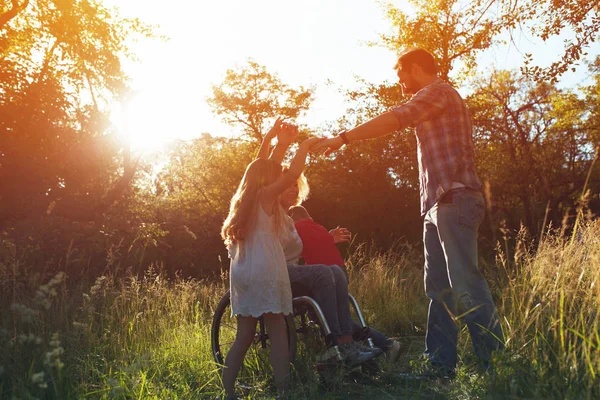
[111,87,197,153]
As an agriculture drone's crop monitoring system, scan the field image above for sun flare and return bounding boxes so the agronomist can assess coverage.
[112,87,198,153]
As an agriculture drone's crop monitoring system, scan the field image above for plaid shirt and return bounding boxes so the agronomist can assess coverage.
[391,78,482,215]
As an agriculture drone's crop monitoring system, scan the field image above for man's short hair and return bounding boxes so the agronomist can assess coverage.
[394,48,438,75]
[289,205,311,222]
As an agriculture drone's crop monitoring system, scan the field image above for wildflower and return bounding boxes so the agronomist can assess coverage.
[49,333,61,348]
[30,371,45,384]
[31,371,48,389]
[44,333,65,370]
[89,276,108,298]
[72,321,87,331]
[9,303,36,324]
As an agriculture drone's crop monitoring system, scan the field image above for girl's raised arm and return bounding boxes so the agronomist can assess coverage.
[260,137,323,210]
[255,117,283,160]
[269,123,299,164]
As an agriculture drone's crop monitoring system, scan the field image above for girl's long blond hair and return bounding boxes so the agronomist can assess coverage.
[221,158,283,248]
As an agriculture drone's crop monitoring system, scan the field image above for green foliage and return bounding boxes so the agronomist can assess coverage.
[302,78,423,246]
[0,253,226,399]
[97,135,257,278]
[331,62,598,248]
[0,0,154,225]
[376,0,504,82]
[2,219,599,399]
[467,68,598,243]
[502,0,600,83]
[490,220,600,398]
[375,0,599,84]
[304,140,422,248]
[346,240,427,336]
[207,59,314,143]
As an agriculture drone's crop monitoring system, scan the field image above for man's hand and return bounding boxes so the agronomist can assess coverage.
[313,135,344,156]
[329,226,351,243]
[299,136,326,152]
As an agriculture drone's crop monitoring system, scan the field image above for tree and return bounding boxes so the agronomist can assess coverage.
[376,0,505,82]
[467,69,593,238]
[207,60,314,143]
[0,0,29,29]
[108,135,256,277]
[376,0,600,84]
[501,0,600,83]
[337,0,598,248]
[582,56,600,148]
[0,0,153,226]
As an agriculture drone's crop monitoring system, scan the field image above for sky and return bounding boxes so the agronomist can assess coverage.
[103,0,599,151]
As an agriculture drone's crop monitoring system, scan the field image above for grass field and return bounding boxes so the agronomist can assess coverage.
[1,220,599,399]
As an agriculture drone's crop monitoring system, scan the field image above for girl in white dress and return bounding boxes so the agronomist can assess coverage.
[220,119,322,399]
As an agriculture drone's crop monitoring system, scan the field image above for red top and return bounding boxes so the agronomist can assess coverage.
[294,219,345,266]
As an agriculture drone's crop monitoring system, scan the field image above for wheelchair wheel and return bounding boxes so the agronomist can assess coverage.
[289,302,330,370]
[211,291,297,372]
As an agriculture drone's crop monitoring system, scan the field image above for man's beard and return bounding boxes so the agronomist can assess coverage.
[401,80,418,95]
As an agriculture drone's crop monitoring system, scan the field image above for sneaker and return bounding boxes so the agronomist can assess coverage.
[385,340,402,362]
[315,345,343,364]
[353,342,384,358]
[338,342,377,366]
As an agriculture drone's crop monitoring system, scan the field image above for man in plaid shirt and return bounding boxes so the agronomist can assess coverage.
[315,48,504,379]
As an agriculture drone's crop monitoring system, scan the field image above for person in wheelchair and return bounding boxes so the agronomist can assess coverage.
[280,208,383,366]
[264,125,383,367]
[289,204,403,362]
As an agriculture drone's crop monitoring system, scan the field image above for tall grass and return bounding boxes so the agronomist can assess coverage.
[1,220,599,399]
[0,253,228,399]
[492,220,600,398]
[345,240,427,338]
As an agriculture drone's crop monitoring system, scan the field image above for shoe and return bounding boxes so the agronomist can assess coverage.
[315,345,343,364]
[385,340,402,362]
[338,342,377,366]
[353,341,384,358]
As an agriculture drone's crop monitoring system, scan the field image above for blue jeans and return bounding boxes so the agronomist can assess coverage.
[423,188,504,369]
[287,264,353,338]
[352,320,392,350]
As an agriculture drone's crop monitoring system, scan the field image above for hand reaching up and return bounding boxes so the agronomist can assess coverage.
[277,121,299,147]
[265,117,284,139]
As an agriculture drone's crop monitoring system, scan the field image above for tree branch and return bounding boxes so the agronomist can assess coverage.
[0,0,29,30]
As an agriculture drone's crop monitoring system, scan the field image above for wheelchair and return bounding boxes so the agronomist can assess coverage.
[210,289,377,383]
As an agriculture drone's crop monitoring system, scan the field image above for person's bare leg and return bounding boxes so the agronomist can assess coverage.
[222,316,257,398]
[263,312,290,397]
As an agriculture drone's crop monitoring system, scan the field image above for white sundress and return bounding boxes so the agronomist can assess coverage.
[228,203,293,317]
[281,213,303,265]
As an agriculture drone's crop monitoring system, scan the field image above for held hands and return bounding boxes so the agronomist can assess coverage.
[312,133,345,156]
[329,226,351,243]
[299,136,326,152]
[266,117,326,155]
